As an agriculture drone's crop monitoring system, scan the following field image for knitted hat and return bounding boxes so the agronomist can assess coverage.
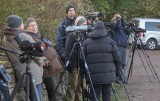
[7,15,23,28]
[75,16,87,26]
[26,17,36,27]
[66,4,75,14]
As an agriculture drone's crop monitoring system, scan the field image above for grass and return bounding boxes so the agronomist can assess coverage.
[63,83,126,101]
[111,83,126,101]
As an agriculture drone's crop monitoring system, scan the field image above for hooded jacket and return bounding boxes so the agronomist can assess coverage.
[111,18,128,47]
[3,27,44,86]
[84,21,121,84]
[55,17,75,58]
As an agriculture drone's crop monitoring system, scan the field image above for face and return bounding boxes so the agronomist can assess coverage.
[27,22,38,33]
[67,8,75,19]
[80,21,87,26]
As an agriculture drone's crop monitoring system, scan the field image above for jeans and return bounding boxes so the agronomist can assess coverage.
[36,83,42,101]
[24,83,42,101]
[118,46,126,69]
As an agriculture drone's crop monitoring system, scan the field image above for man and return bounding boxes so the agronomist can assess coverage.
[25,17,64,101]
[56,4,76,60]
[55,4,76,96]
[111,13,128,81]
[64,16,87,101]
[83,21,121,101]
[3,15,45,101]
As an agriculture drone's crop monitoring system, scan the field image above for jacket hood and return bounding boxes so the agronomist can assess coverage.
[89,21,108,39]
[4,27,23,41]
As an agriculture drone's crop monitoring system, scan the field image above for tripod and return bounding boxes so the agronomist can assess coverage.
[125,32,160,83]
[0,46,40,101]
[64,32,98,101]
[119,66,135,101]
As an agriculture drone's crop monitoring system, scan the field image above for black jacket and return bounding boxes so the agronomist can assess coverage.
[111,18,128,47]
[84,21,121,84]
[55,17,75,59]
[64,32,87,70]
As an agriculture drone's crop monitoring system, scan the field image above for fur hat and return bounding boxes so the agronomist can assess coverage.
[26,17,36,27]
[75,16,87,26]
[66,4,75,14]
[7,15,23,28]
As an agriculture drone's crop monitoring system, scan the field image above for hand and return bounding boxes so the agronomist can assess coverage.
[43,61,50,68]
[117,15,121,18]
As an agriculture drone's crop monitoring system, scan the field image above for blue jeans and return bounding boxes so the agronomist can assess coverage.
[24,83,42,101]
[118,46,126,81]
[36,83,42,101]
[118,46,126,69]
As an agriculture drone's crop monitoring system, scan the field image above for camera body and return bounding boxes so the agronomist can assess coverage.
[85,12,102,19]
[65,25,93,32]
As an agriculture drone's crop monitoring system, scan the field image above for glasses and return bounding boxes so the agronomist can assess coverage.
[28,24,37,27]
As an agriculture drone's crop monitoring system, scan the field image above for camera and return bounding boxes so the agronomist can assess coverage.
[19,40,47,52]
[19,40,48,60]
[125,22,146,33]
[104,22,115,28]
[65,25,93,32]
[85,11,102,19]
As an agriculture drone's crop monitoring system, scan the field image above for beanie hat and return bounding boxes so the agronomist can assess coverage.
[26,17,36,27]
[66,4,75,14]
[7,15,23,28]
[75,16,87,26]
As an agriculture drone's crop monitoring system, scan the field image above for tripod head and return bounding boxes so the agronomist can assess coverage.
[126,22,146,38]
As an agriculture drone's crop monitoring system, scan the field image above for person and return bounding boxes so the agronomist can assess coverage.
[83,21,121,101]
[55,4,76,61]
[25,17,64,101]
[3,15,45,101]
[55,4,76,96]
[64,16,88,101]
[111,13,128,73]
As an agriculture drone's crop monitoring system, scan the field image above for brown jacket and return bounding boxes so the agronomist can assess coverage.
[3,28,44,86]
[26,32,64,78]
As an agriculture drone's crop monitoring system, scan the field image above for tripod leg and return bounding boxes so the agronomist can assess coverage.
[139,39,160,83]
[127,36,138,80]
[120,67,135,97]
[26,72,30,101]
[30,73,40,101]
[51,71,66,101]
[111,83,120,101]
[79,43,98,101]
[136,46,152,82]
[120,72,132,101]
[9,73,25,101]
[138,40,155,79]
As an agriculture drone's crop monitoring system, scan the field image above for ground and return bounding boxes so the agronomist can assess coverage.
[122,48,160,101]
